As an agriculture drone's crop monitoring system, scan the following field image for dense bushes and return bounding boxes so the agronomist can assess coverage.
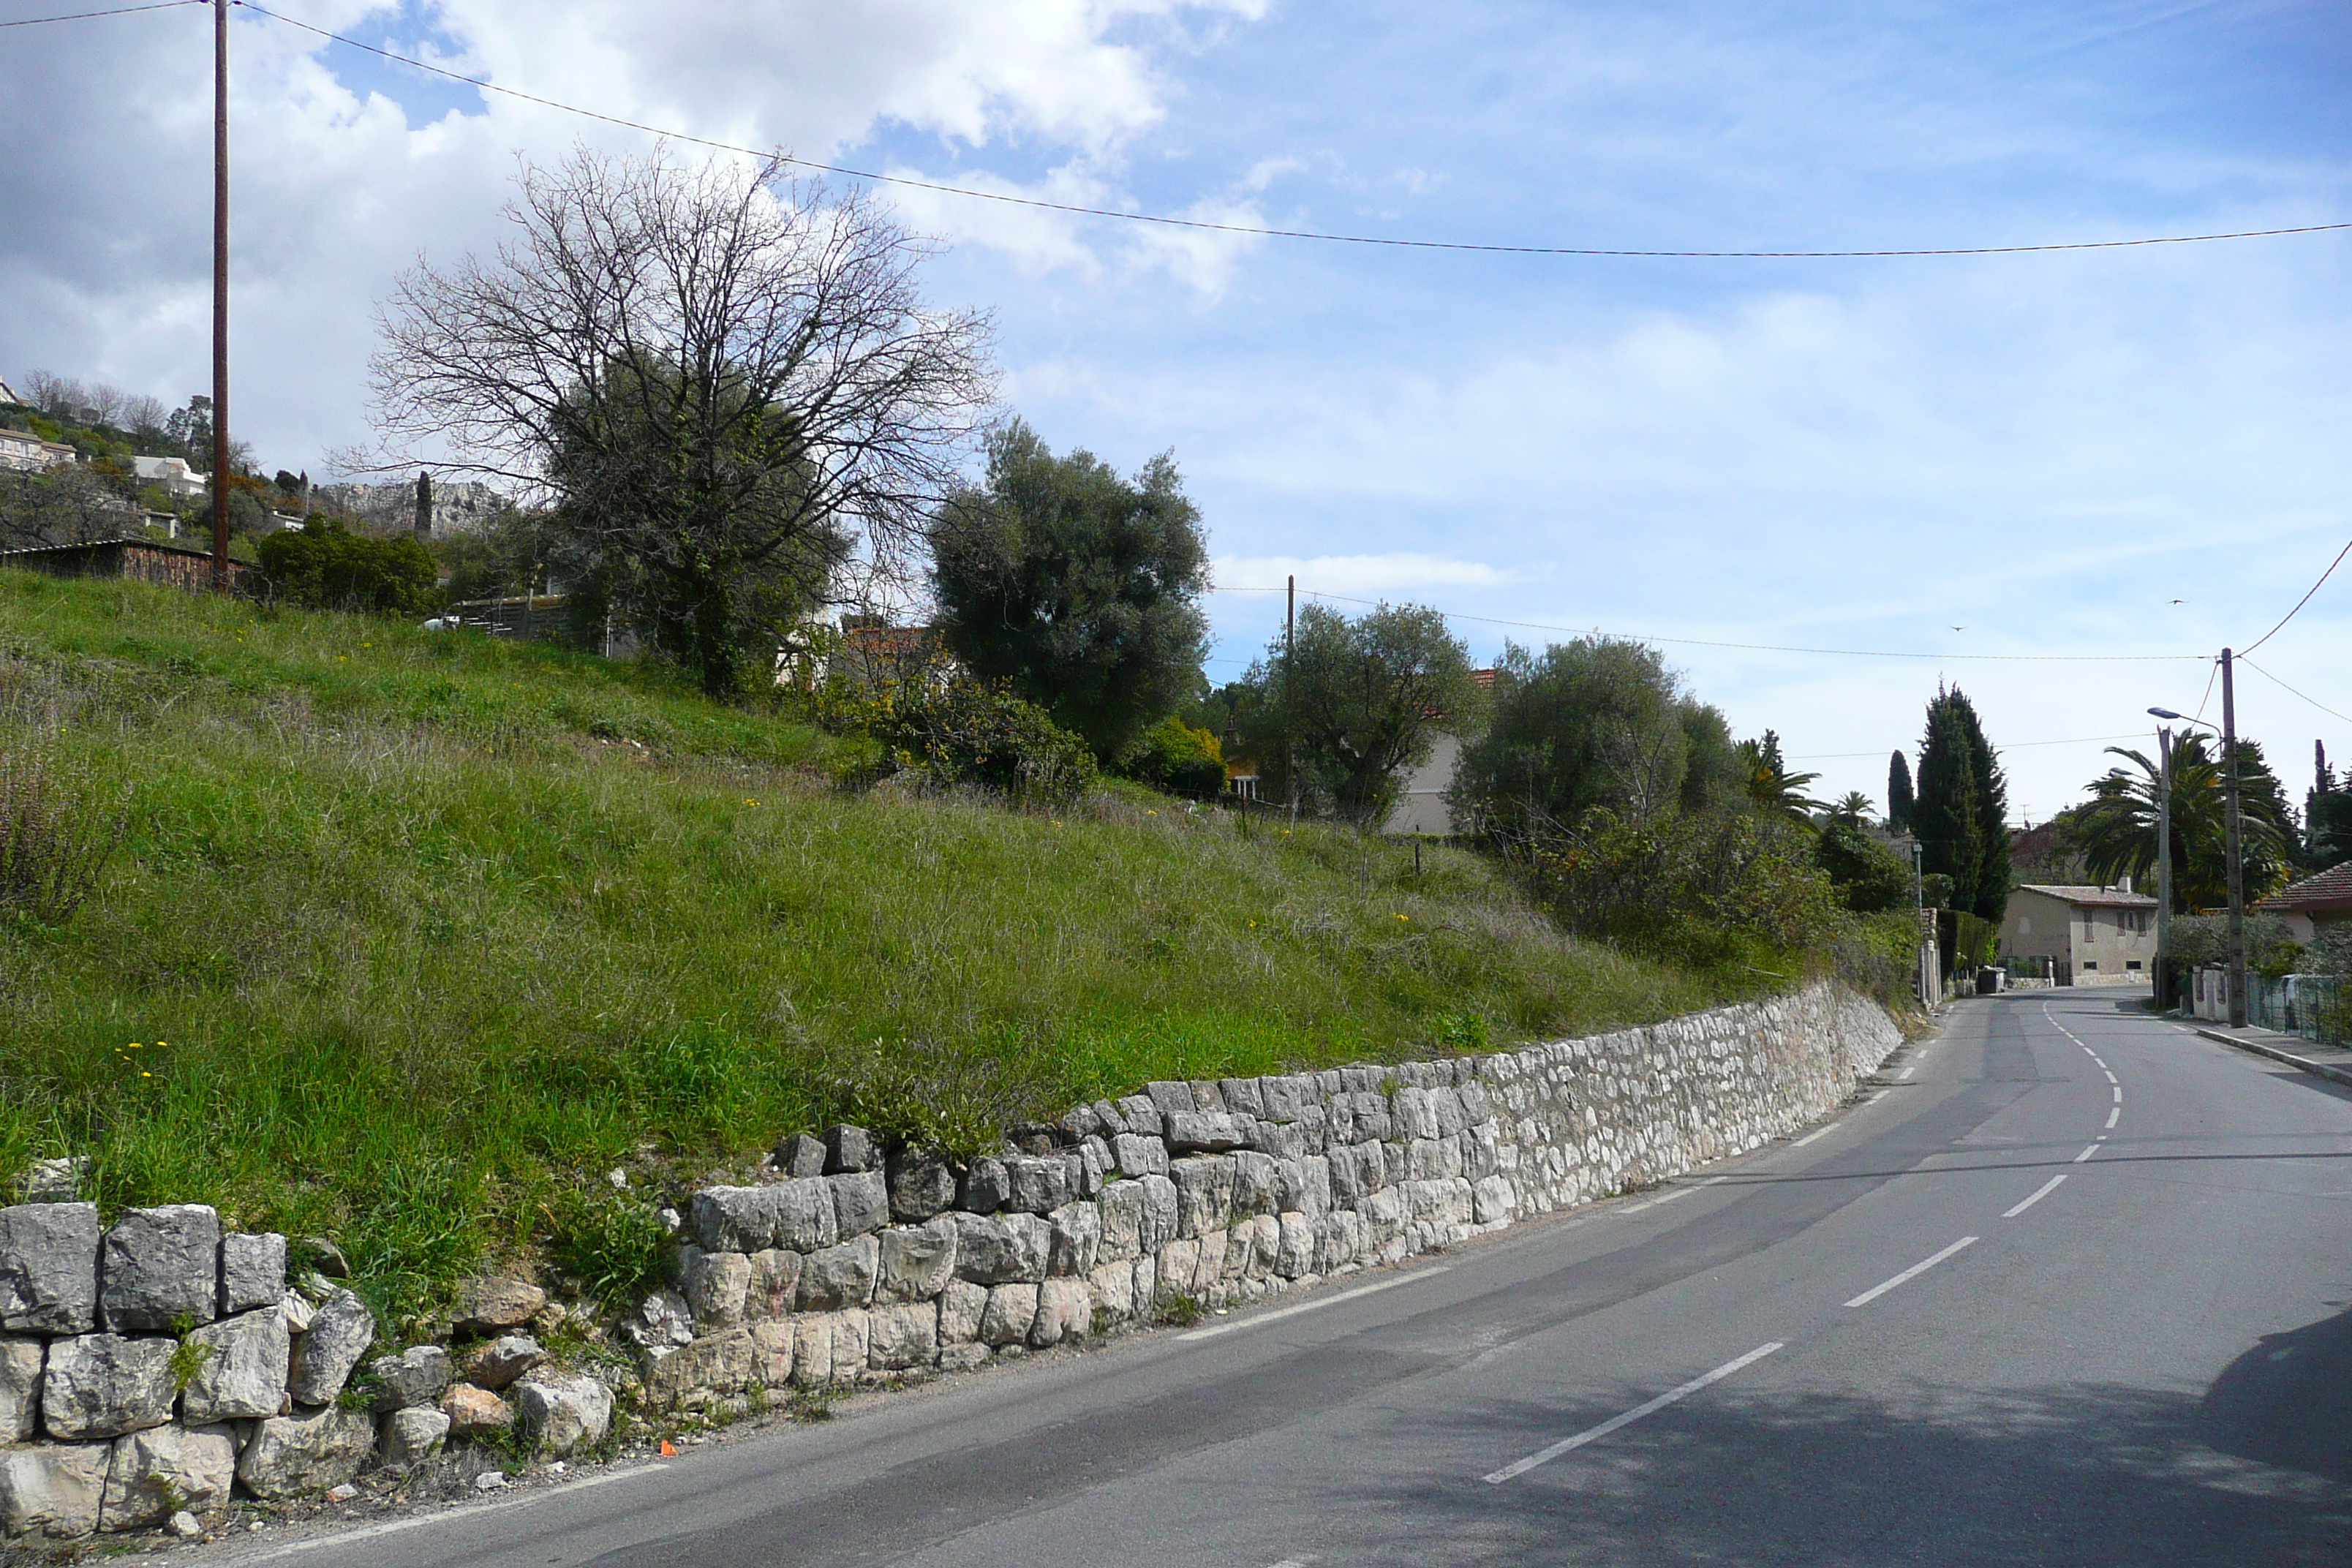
[1122,715,1226,800]
[257,520,440,616]
[824,675,1098,807]
[1814,820,1913,913]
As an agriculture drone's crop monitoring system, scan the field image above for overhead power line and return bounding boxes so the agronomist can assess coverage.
[1,1,198,26]
[200,1,2352,263]
[2239,655,2352,727]
[1208,584,2207,663]
[2239,532,2352,657]
[1791,732,2149,761]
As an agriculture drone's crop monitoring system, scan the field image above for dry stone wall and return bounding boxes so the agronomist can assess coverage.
[625,980,1900,1409]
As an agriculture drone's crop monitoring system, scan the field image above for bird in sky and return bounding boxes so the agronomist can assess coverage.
[1950,625,1967,631]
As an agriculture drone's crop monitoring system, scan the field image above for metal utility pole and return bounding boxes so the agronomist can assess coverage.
[2221,648,2247,1028]
[2154,725,2174,1009]
[208,0,231,588]
[1284,573,1297,826]
[1912,838,1931,1006]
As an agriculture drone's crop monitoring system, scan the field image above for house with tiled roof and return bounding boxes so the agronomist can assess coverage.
[2257,862,2352,944]
[1999,881,2159,986]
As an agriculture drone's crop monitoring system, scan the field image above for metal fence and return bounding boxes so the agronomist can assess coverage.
[2247,973,2350,1047]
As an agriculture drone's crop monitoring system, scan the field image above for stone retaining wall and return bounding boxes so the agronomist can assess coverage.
[624,980,1900,1408]
[0,979,1899,1540]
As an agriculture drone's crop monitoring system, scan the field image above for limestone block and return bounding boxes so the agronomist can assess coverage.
[42,1333,174,1440]
[948,1212,1049,1285]
[1,1334,41,1441]
[1230,1151,1279,1216]
[1324,1147,1361,1206]
[1164,1112,1251,1154]
[641,1328,754,1408]
[1220,1077,1267,1119]
[1314,1210,1362,1273]
[218,1232,287,1314]
[514,1373,613,1456]
[1193,1230,1229,1291]
[1098,1181,1144,1262]
[830,1169,891,1240]
[94,1204,219,1334]
[99,1423,236,1531]
[451,1276,546,1335]
[1221,1228,1254,1281]
[378,1405,450,1469]
[1247,1215,1281,1278]
[938,1341,991,1372]
[1144,1081,1195,1117]
[1275,1213,1315,1278]
[886,1149,957,1224]
[621,1290,693,1357]
[1259,1074,1311,1123]
[938,1280,987,1343]
[1472,1175,1515,1226]
[957,1156,1009,1215]
[1112,1133,1169,1179]
[1170,1157,1237,1239]
[1254,1120,1308,1161]
[182,1306,291,1422]
[287,1289,374,1406]
[1001,1156,1071,1215]
[1394,1088,1441,1142]
[867,1302,939,1371]
[1361,1188,1403,1246]
[796,1236,879,1312]
[1028,1278,1091,1349]
[826,1311,870,1385]
[1291,1104,1330,1156]
[977,1284,1038,1346]
[1046,1203,1101,1278]
[875,1217,958,1304]
[1075,1139,1111,1198]
[0,1442,108,1539]
[441,1381,513,1436]
[1137,1175,1178,1254]
[748,1249,802,1319]
[1155,1240,1199,1305]
[1131,1254,1156,1313]
[238,1404,375,1499]
[1350,1093,1394,1142]
[1112,1095,1163,1138]
[1406,1139,1448,1183]
[1458,1082,1494,1125]
[821,1124,878,1174]
[750,1319,793,1386]
[1430,1088,1469,1139]
[0,1201,99,1334]
[1088,1260,1135,1322]
[680,1246,752,1330]
[364,1343,451,1413]
[693,1181,834,1256]
[458,1334,543,1392]
[774,1132,828,1177]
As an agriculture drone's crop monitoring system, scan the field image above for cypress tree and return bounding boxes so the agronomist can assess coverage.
[1941,687,2010,921]
[1887,751,1915,833]
[1914,693,1983,914]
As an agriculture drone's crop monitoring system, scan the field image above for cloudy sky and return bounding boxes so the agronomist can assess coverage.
[4,0,2348,822]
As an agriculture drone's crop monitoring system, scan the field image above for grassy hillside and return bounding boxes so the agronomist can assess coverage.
[0,570,1756,1318]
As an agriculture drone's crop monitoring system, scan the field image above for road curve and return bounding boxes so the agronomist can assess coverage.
[214,989,2352,1567]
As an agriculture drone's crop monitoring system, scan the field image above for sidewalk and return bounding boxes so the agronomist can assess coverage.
[2187,1018,2352,1089]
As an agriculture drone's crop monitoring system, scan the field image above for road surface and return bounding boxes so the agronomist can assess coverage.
[220,989,2352,1567]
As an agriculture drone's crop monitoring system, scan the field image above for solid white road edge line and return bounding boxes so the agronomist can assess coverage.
[2003,1174,2068,1218]
[1844,1236,1979,1308]
[227,1464,674,1561]
[1480,1342,1784,1483]
[1177,1265,1450,1341]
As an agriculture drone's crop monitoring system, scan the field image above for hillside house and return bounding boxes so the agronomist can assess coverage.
[0,427,77,473]
[2257,862,2352,944]
[2000,882,2159,986]
[130,455,207,500]
[1383,668,1496,836]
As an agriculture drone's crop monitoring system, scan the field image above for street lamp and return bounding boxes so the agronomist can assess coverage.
[2149,703,2239,1023]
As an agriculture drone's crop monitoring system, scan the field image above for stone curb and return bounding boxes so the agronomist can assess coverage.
[2193,1026,2352,1088]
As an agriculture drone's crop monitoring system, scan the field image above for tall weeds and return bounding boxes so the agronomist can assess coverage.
[0,745,124,924]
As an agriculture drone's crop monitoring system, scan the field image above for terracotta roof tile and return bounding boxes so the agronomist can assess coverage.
[2258,860,2352,914]
[2014,883,2159,909]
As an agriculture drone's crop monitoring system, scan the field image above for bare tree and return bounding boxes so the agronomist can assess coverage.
[0,470,140,551]
[369,146,996,693]
[24,372,85,421]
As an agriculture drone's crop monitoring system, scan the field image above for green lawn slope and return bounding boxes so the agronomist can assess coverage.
[0,569,1754,1316]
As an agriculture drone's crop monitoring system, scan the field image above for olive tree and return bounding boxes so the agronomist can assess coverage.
[369,146,995,694]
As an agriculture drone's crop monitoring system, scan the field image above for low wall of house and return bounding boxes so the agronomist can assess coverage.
[1,979,1901,1540]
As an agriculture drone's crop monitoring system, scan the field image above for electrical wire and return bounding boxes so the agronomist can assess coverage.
[2239,655,2352,727]
[1207,584,2207,663]
[1791,732,2147,761]
[225,1,2352,263]
[1,0,198,26]
[2239,533,2352,657]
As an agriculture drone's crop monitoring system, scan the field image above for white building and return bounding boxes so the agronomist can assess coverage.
[0,427,76,474]
[130,455,207,500]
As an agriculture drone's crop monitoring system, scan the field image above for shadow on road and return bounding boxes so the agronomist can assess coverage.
[1355,1343,2352,1568]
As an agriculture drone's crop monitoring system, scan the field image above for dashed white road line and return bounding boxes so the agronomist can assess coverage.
[2073,1142,2100,1163]
[2105,1106,2121,1129]
[1177,1266,1448,1342]
[2003,1174,2068,1217]
[1481,1342,1784,1483]
[1844,1236,1979,1308]
[1789,1123,1834,1148]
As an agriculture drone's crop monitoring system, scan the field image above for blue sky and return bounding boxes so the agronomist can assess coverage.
[3,0,2346,823]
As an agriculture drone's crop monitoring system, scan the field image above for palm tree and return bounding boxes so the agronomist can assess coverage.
[1828,791,1874,826]
[2073,734,2294,911]
[1738,731,1825,824]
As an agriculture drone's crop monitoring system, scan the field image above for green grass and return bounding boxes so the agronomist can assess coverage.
[0,569,1756,1324]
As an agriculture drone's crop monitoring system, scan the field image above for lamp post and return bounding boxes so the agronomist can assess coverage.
[2150,704,2225,1019]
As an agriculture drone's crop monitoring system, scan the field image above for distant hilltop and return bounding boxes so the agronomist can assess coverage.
[312,478,510,536]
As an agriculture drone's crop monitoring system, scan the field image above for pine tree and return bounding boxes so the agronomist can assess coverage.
[1887,751,1915,833]
[1914,693,1983,915]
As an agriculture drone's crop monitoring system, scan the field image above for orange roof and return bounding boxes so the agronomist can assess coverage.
[2258,861,2352,915]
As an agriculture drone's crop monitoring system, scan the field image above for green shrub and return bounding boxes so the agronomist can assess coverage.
[1813,820,1912,914]
[1120,715,1226,801]
[549,1186,674,1308]
[822,675,1097,807]
[258,520,441,617]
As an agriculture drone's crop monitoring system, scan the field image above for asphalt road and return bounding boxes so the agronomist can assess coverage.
[219,989,2352,1567]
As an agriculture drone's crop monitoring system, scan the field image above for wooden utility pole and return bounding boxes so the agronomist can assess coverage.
[2221,647,2247,1028]
[1284,573,1297,826]
[209,0,230,587]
